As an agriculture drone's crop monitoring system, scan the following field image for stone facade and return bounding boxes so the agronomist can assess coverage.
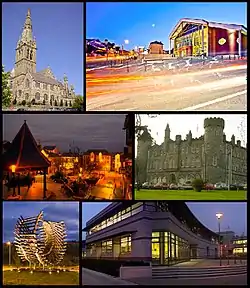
[137,117,247,185]
[9,9,75,107]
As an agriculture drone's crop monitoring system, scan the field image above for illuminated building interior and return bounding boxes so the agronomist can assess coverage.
[169,18,247,57]
[232,239,247,254]
[84,202,220,265]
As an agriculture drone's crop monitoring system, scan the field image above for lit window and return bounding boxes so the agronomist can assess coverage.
[120,235,131,253]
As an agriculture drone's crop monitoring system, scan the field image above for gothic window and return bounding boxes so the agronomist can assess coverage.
[25,93,29,100]
[35,92,40,100]
[25,79,30,88]
[43,83,47,90]
[44,94,48,101]
[51,85,54,91]
[180,160,184,167]
[27,48,29,59]
[51,95,55,101]
[212,156,217,166]
[30,50,33,60]
[35,82,40,88]
[18,90,22,97]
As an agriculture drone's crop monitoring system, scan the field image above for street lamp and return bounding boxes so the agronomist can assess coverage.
[10,165,16,196]
[104,39,109,62]
[7,241,11,266]
[216,212,223,266]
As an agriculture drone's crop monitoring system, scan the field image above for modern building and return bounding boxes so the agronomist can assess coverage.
[149,41,164,54]
[220,232,247,257]
[136,117,247,185]
[83,201,219,265]
[8,9,76,107]
[169,18,247,57]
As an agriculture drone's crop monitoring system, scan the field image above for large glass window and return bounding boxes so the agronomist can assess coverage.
[88,203,143,235]
[101,240,112,254]
[120,235,131,253]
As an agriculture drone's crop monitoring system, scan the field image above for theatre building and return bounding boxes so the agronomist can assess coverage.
[83,202,219,265]
[169,18,247,57]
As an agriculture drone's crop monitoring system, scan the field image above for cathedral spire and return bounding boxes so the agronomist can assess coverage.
[21,8,33,43]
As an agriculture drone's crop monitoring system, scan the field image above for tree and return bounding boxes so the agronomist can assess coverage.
[72,95,83,111]
[2,65,12,108]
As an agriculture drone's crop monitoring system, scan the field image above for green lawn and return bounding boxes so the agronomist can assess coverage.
[3,270,79,285]
[135,189,247,200]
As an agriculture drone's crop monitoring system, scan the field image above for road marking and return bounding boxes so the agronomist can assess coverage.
[180,90,247,111]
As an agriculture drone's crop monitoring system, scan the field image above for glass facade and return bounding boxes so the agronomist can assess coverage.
[101,240,112,254]
[120,235,131,254]
[87,202,143,235]
[152,231,190,265]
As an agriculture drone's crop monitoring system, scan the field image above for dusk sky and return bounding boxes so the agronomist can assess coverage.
[86,2,247,50]
[82,202,247,239]
[3,202,79,243]
[2,2,83,95]
[3,114,126,152]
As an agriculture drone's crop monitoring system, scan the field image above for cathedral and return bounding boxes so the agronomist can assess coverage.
[8,9,76,107]
[137,117,247,186]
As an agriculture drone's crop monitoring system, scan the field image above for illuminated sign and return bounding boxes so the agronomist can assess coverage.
[218,38,226,45]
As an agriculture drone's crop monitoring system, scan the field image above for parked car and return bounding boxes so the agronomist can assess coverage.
[169,183,178,190]
[204,183,215,190]
[179,181,193,190]
[214,182,227,190]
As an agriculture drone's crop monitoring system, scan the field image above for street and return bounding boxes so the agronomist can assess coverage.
[2,172,131,200]
[132,274,247,286]
[87,171,130,200]
[82,268,136,285]
[86,61,247,111]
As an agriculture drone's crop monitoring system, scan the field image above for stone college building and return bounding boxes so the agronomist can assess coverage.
[8,9,76,107]
[137,117,247,186]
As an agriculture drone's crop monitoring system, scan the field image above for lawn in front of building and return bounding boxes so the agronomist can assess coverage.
[3,270,79,285]
[135,189,247,200]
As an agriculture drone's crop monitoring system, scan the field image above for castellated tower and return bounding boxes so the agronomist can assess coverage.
[204,117,226,183]
[137,129,152,184]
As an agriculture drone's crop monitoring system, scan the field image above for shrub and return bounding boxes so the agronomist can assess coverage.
[21,100,26,106]
[192,178,204,192]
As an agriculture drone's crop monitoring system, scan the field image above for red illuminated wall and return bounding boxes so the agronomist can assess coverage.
[208,27,243,56]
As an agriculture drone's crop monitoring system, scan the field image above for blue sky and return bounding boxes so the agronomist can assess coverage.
[86,2,247,50]
[3,202,79,243]
[2,2,84,95]
[82,202,247,239]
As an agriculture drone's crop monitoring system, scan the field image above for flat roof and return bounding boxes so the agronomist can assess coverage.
[83,201,218,239]
[169,18,247,39]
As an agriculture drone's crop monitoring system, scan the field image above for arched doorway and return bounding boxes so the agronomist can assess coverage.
[170,174,176,184]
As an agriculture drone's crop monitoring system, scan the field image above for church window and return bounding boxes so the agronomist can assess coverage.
[18,90,22,97]
[35,92,40,100]
[43,83,47,90]
[51,95,55,101]
[212,156,217,166]
[35,82,40,88]
[51,85,54,91]
[180,160,184,167]
[25,93,29,100]
[44,94,48,101]
[30,50,33,60]
[27,48,29,59]
[25,79,30,88]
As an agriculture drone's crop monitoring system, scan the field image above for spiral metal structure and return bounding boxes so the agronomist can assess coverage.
[14,211,67,267]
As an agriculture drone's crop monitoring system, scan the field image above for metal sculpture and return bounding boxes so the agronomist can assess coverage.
[14,211,67,268]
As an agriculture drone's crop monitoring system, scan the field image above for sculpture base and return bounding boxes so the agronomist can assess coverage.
[10,267,70,273]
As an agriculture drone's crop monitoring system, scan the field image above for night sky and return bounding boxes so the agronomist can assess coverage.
[82,202,247,239]
[3,202,79,243]
[3,114,126,153]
